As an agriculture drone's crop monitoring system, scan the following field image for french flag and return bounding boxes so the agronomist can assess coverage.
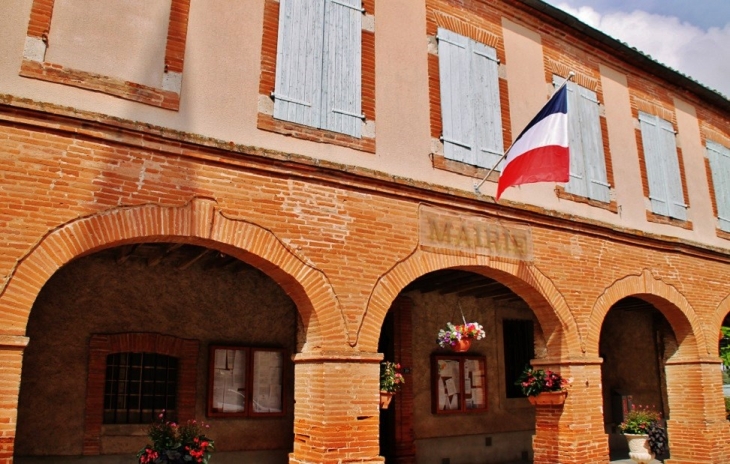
[495,85,569,200]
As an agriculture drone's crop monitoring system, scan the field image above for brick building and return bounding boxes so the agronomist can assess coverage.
[0,0,729,463]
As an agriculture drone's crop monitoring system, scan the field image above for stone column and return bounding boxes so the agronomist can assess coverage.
[531,358,610,464]
[663,358,730,464]
[289,352,384,464]
[0,335,29,464]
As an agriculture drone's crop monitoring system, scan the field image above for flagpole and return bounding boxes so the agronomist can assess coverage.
[473,71,575,194]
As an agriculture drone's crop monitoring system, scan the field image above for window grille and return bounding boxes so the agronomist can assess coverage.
[103,352,178,424]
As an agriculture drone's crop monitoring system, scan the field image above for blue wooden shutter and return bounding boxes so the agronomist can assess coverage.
[639,112,670,217]
[555,76,587,197]
[472,40,503,169]
[707,140,730,231]
[321,0,362,137]
[657,117,687,220]
[578,86,610,202]
[273,0,325,129]
[554,76,609,201]
[438,28,475,165]
[639,112,687,220]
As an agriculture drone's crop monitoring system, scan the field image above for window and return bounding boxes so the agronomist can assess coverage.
[503,319,534,398]
[437,28,503,169]
[432,355,487,414]
[638,111,687,220]
[707,140,730,232]
[553,76,610,202]
[103,352,178,424]
[273,0,363,137]
[207,346,285,418]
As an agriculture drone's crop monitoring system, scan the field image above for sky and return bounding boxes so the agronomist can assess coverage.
[542,0,730,98]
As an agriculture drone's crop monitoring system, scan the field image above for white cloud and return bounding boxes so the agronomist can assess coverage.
[551,3,730,98]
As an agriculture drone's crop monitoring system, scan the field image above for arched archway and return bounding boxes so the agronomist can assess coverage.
[360,249,582,356]
[0,198,344,350]
[587,270,729,463]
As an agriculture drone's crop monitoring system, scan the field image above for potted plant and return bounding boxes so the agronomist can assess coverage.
[436,321,485,352]
[379,361,405,409]
[618,404,667,464]
[515,366,570,405]
[137,413,215,464]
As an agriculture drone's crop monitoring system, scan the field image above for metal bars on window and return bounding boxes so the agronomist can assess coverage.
[103,352,178,424]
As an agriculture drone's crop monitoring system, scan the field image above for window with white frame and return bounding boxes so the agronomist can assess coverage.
[553,76,610,202]
[638,111,687,220]
[707,140,730,232]
[437,28,503,169]
[272,0,363,138]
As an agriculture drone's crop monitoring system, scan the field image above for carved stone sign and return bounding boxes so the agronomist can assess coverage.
[419,206,533,262]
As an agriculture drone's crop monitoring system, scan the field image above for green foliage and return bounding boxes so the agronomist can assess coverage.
[619,404,662,435]
[720,326,730,369]
[137,414,214,464]
[380,361,405,393]
[515,366,567,397]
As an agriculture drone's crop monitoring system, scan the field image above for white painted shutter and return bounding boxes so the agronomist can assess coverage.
[657,117,687,220]
[321,0,362,137]
[639,112,670,217]
[472,41,503,169]
[273,0,325,129]
[438,28,475,165]
[554,77,609,202]
[578,86,610,202]
[707,140,730,231]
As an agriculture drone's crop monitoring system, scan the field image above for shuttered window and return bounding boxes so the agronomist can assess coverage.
[553,76,610,202]
[437,28,503,169]
[273,0,362,138]
[639,112,687,220]
[707,140,730,232]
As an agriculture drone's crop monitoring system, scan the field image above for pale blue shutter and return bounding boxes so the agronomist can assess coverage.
[321,0,362,137]
[273,0,325,129]
[472,41,503,169]
[657,117,687,220]
[438,28,474,165]
[555,77,587,197]
[553,76,609,201]
[707,140,730,231]
[639,112,686,220]
[578,86,610,202]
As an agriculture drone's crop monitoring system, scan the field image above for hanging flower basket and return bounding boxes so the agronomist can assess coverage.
[436,322,485,351]
[379,361,404,409]
[451,338,472,352]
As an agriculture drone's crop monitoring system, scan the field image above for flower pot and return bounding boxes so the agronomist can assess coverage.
[451,338,471,352]
[527,390,567,406]
[624,433,654,464]
[380,391,395,409]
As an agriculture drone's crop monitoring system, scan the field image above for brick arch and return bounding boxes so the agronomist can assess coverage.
[0,198,344,350]
[586,269,709,359]
[709,293,730,356]
[357,250,582,356]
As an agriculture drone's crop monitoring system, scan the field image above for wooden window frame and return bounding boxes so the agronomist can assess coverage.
[431,354,487,415]
[207,345,287,418]
[706,140,730,233]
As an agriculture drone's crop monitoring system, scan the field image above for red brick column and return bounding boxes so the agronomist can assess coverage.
[392,298,415,463]
[663,359,730,464]
[531,359,609,464]
[0,335,29,464]
[290,352,384,464]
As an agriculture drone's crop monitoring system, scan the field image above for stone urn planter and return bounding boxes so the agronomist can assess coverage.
[527,390,567,406]
[624,433,654,464]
